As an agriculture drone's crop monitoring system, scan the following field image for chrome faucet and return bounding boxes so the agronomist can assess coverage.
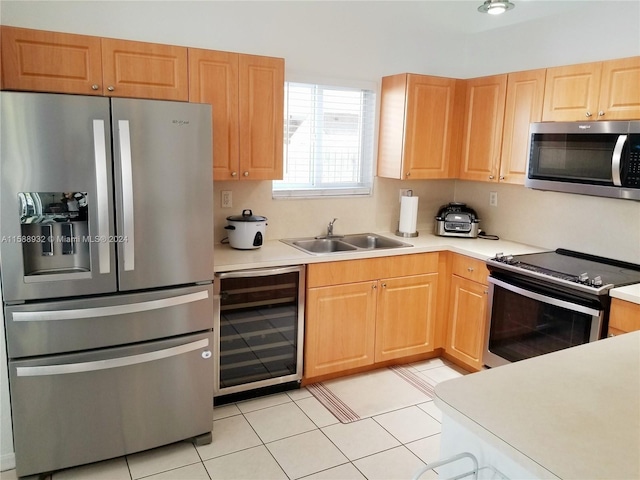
[327,218,338,237]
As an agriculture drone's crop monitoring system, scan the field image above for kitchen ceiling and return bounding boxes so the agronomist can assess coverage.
[390,0,606,35]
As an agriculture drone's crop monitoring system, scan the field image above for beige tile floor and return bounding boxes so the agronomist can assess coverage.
[1,359,466,480]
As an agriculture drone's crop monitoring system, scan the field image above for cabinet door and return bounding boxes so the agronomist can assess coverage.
[608,298,640,336]
[238,54,284,180]
[1,26,103,95]
[499,69,545,185]
[101,38,188,101]
[446,275,488,371]
[374,273,438,363]
[403,75,459,179]
[377,74,409,179]
[598,57,640,121]
[189,48,240,181]
[305,282,376,378]
[459,75,507,182]
[542,62,602,122]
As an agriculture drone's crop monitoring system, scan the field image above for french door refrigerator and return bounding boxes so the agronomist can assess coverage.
[0,91,214,477]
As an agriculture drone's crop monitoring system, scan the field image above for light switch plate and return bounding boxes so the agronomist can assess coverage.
[489,191,498,207]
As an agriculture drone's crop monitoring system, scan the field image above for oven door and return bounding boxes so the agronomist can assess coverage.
[483,276,604,368]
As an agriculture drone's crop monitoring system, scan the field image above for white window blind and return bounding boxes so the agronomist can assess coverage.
[273,82,376,198]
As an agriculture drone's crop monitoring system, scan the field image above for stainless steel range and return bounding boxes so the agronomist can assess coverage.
[483,249,640,367]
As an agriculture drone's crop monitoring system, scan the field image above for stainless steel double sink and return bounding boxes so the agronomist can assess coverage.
[281,233,412,255]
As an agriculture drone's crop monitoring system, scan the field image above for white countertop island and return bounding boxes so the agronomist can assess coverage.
[434,332,640,480]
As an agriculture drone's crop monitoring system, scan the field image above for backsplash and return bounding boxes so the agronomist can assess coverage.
[213,178,456,242]
[214,178,640,265]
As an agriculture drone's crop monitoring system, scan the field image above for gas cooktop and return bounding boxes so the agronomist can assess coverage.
[487,249,640,296]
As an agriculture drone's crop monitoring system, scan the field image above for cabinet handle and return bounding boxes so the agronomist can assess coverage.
[382,283,387,288]
[243,171,249,177]
[231,171,238,177]
[372,284,377,290]
[499,175,505,180]
[585,111,592,117]
[598,111,605,117]
[467,267,474,272]
[107,86,115,92]
[484,290,489,295]
[489,175,495,180]
[405,172,411,177]
[91,84,100,91]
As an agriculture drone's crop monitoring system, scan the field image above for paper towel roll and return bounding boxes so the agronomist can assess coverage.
[398,195,419,234]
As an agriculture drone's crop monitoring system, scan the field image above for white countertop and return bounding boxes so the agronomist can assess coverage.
[610,282,640,304]
[434,331,640,480]
[213,230,640,303]
[213,230,545,271]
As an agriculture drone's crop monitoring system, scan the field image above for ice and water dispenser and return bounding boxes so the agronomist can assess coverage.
[19,192,91,277]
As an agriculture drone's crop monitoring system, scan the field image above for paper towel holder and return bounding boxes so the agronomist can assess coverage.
[395,190,419,238]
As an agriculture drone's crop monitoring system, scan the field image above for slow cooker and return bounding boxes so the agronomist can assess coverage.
[224,209,267,249]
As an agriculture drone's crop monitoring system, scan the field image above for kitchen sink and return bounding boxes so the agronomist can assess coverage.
[282,233,412,255]
[289,238,358,254]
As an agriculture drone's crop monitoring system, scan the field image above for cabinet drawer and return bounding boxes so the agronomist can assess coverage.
[609,298,640,333]
[307,253,439,288]
[451,254,488,285]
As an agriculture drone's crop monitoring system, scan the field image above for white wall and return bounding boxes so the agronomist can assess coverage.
[1,0,639,467]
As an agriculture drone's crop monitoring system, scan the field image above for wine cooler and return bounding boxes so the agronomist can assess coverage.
[213,266,305,398]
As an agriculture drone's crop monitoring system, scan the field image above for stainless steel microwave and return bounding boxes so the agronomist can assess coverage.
[525,121,640,201]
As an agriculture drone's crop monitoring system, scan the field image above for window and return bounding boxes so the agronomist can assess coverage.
[273,81,376,198]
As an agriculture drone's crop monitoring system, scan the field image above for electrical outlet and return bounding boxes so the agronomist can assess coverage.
[489,191,498,207]
[221,190,232,208]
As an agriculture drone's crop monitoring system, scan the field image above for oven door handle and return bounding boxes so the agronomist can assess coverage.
[488,277,602,317]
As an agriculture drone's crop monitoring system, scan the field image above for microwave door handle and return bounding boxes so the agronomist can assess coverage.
[118,120,135,271]
[93,119,111,274]
[611,134,627,186]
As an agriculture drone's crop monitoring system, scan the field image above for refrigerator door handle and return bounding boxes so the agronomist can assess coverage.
[11,290,209,322]
[118,119,135,271]
[16,338,210,377]
[93,119,111,274]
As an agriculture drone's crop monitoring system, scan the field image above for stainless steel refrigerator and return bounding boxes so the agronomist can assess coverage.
[0,91,214,477]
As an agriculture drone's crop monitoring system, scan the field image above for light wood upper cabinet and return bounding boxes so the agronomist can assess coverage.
[189,50,284,181]
[101,38,188,101]
[1,26,188,101]
[1,26,103,95]
[238,54,284,181]
[499,69,545,185]
[598,57,640,120]
[189,49,240,180]
[459,74,507,182]
[543,57,640,121]
[377,74,462,180]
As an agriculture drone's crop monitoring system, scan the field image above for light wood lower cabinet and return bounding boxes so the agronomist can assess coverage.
[304,254,440,379]
[375,274,438,362]
[444,255,489,372]
[608,298,640,336]
[305,282,377,378]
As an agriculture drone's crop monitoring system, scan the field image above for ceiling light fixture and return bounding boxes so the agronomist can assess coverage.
[478,0,515,15]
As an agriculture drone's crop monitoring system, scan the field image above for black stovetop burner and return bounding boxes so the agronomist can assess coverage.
[488,249,640,295]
